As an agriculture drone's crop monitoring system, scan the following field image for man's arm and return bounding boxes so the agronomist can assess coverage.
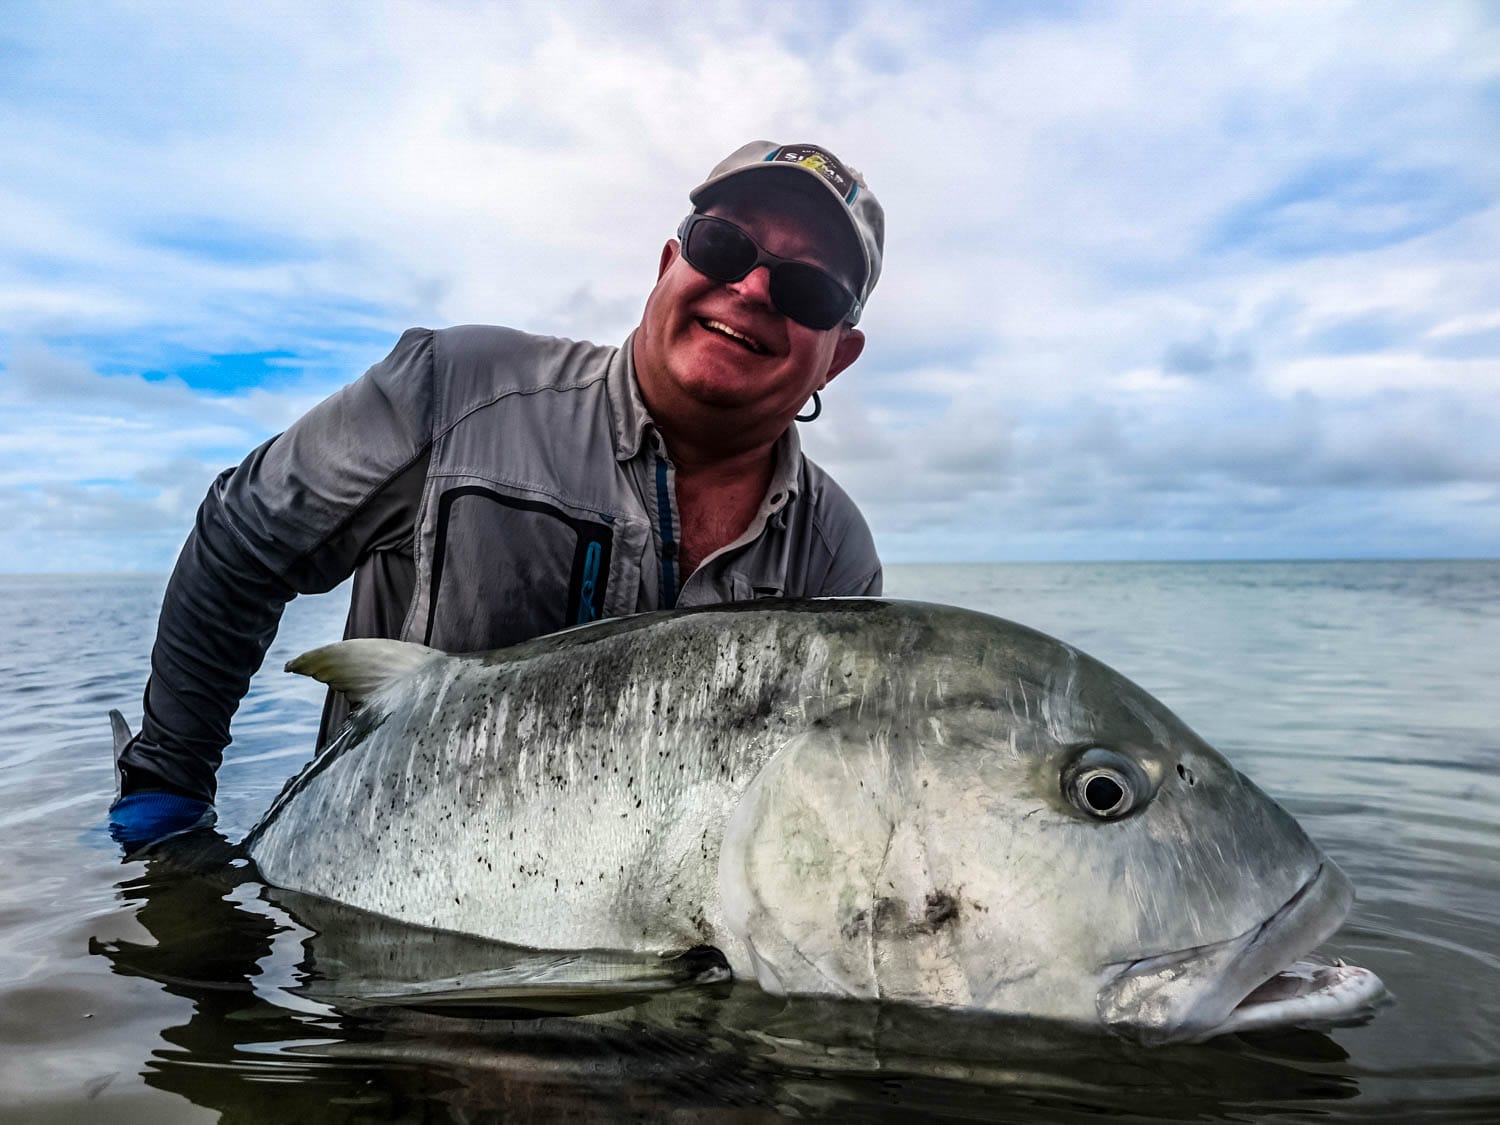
[116,328,439,813]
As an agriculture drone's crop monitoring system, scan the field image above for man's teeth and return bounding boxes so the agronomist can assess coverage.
[701,319,765,354]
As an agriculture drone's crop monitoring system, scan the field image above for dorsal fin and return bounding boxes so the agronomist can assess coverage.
[286,639,443,704]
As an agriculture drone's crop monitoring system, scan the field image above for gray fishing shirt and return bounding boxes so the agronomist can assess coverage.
[123,324,882,801]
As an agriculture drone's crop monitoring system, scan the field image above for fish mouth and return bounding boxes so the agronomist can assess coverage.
[1098,862,1388,1044]
[1209,950,1388,1037]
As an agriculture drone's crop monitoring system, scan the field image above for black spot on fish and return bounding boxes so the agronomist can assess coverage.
[868,891,961,938]
[922,891,959,931]
[840,908,869,941]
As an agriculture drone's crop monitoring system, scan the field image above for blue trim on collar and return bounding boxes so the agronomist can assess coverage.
[655,456,679,607]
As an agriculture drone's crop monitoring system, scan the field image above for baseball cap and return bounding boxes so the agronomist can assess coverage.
[689,140,884,310]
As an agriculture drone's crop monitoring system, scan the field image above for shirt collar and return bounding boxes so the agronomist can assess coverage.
[608,329,804,506]
[608,330,655,461]
[766,419,803,508]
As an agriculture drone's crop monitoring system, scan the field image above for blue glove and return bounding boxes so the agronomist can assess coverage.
[108,791,216,851]
[107,709,216,853]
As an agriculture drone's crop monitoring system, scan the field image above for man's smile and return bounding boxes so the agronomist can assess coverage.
[697,317,769,355]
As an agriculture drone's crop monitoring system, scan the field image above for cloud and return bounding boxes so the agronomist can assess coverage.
[1162,331,1255,379]
[1268,354,1499,397]
[1,0,1497,569]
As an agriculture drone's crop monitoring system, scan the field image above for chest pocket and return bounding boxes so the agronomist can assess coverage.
[421,484,636,651]
[728,573,785,601]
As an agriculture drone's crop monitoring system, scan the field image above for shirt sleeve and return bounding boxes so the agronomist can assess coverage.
[816,509,883,597]
[120,328,438,801]
[806,470,883,597]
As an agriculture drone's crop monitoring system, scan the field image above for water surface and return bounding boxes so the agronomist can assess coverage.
[1,561,1496,1122]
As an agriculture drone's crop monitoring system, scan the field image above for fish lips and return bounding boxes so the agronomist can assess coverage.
[1096,860,1356,1045]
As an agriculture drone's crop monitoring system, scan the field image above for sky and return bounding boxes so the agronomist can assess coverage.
[1,0,1497,572]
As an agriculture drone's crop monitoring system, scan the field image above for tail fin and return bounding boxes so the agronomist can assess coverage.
[109,709,132,756]
[109,709,133,799]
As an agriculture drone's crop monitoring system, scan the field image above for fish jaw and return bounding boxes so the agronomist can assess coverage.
[1095,859,1384,1044]
[1209,953,1388,1037]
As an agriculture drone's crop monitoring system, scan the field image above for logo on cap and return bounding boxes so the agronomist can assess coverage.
[766,144,858,204]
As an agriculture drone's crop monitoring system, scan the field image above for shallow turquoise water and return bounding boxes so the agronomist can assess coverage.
[1,561,1496,1122]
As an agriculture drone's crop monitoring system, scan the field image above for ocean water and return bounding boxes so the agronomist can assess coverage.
[0,560,1497,1123]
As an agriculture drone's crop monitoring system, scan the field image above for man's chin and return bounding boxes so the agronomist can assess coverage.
[669,352,771,407]
[681,383,762,412]
[678,376,787,421]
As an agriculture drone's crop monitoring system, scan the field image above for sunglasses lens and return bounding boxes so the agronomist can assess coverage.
[771,264,850,331]
[681,214,856,331]
[683,217,757,282]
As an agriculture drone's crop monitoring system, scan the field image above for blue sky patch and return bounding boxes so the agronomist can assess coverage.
[59,314,398,390]
[143,219,319,267]
[142,350,301,393]
[1304,312,1412,357]
[1211,158,1487,260]
[1426,326,1500,360]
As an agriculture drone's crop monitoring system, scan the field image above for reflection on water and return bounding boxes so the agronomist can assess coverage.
[97,836,1369,1123]
[1,563,1498,1122]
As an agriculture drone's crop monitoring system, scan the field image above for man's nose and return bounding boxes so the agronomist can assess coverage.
[725,264,776,308]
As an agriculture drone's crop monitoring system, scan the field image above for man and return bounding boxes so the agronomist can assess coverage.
[109,140,886,849]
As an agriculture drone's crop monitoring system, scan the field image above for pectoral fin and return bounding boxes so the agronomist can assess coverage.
[308,943,728,1016]
[348,946,729,1014]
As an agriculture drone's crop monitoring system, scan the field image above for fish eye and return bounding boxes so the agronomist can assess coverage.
[1062,748,1152,820]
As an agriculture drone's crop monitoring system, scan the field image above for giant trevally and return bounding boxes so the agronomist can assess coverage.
[241,599,1386,1044]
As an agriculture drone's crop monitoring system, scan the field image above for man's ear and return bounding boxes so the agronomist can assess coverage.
[658,239,680,280]
[823,327,866,386]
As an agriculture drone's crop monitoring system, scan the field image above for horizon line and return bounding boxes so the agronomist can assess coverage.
[3,555,1497,581]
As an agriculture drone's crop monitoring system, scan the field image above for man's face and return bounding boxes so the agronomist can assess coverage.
[633,184,866,438]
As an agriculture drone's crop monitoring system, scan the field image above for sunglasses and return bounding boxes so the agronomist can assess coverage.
[676,213,862,331]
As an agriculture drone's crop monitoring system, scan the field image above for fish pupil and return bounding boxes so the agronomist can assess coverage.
[1085,775,1125,813]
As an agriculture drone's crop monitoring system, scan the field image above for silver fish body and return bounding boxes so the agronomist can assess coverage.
[245,599,1385,1043]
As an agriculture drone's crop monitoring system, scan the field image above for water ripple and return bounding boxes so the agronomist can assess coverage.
[0,563,1496,1121]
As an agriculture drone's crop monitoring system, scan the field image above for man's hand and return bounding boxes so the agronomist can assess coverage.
[107,710,215,853]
